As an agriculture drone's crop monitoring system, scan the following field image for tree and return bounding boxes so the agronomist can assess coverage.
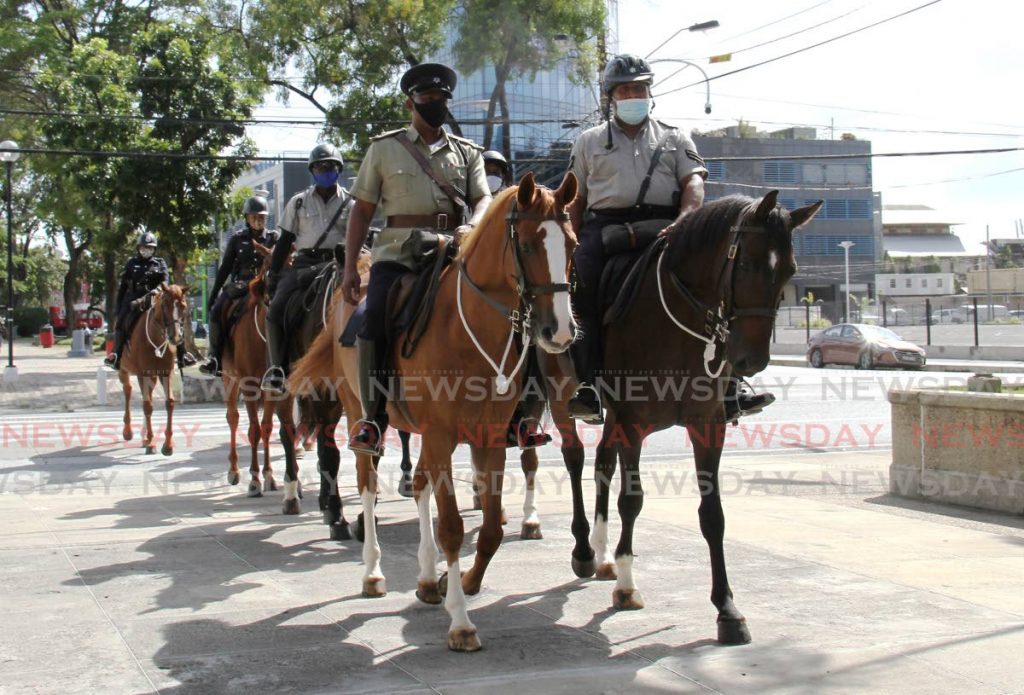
[451,0,605,155]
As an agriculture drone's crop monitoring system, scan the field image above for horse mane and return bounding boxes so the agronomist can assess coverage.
[665,194,789,266]
[455,187,519,261]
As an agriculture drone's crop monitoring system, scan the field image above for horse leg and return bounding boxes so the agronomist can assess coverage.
[225,377,241,486]
[356,450,385,597]
[689,422,751,645]
[140,375,156,455]
[519,448,542,540]
[461,444,505,596]
[397,430,414,498]
[565,439,595,577]
[414,465,442,606]
[591,431,618,580]
[260,393,277,492]
[120,370,133,441]
[160,373,175,456]
[470,447,507,524]
[278,396,302,515]
[430,437,479,652]
[318,408,349,541]
[611,429,645,611]
[245,396,264,497]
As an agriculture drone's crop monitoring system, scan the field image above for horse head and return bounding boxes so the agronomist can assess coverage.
[724,191,821,375]
[156,283,189,347]
[506,171,579,353]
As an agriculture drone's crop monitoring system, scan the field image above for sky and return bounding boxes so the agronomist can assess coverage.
[249,0,1022,251]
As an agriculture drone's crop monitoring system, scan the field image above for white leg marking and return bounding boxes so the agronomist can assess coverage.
[445,558,476,635]
[590,516,615,566]
[540,220,574,347]
[616,554,638,593]
[284,480,299,501]
[417,485,438,584]
[361,489,384,582]
[522,484,539,527]
[769,250,779,271]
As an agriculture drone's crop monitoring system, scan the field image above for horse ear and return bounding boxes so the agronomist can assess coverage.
[755,190,779,220]
[160,281,169,292]
[517,171,537,208]
[555,171,578,208]
[789,200,823,230]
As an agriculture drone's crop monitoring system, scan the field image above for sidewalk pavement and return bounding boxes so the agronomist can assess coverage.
[1,371,1023,691]
[770,350,1024,374]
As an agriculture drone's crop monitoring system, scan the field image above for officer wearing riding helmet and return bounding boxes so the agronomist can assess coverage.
[566,54,774,423]
[261,143,352,395]
[199,195,278,378]
[483,150,512,195]
[341,62,491,457]
[104,232,170,370]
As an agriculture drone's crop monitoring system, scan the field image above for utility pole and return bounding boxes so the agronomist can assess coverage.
[985,224,994,321]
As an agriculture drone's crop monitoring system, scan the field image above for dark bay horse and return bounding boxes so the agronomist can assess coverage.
[565,191,821,645]
[118,283,188,455]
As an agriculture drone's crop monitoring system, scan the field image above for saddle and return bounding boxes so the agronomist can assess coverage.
[284,261,338,332]
[387,235,455,359]
[223,283,252,340]
[601,236,667,326]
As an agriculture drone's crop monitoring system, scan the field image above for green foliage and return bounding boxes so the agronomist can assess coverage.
[798,318,832,329]
[14,306,51,336]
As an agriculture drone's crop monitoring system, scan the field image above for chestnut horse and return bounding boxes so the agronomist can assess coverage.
[118,283,188,455]
[396,172,577,651]
[562,191,821,645]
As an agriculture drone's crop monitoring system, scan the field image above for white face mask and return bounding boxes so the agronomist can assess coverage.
[615,97,652,125]
[139,247,155,259]
[486,175,504,195]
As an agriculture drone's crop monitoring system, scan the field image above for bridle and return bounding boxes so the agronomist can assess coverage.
[456,196,574,393]
[656,207,784,377]
[144,288,185,359]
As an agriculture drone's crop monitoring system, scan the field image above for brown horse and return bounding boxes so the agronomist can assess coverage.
[562,191,821,645]
[118,283,188,455]
[221,241,278,496]
[396,172,577,650]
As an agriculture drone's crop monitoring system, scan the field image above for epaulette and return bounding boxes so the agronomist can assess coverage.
[449,133,484,151]
[371,128,406,141]
[655,119,679,130]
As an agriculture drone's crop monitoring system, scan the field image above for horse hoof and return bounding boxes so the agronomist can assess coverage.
[263,477,278,492]
[472,496,482,511]
[612,589,645,611]
[397,474,414,498]
[448,628,481,652]
[415,580,443,605]
[329,521,351,541]
[247,481,263,498]
[595,563,617,581]
[571,554,596,579]
[362,576,387,598]
[322,508,341,526]
[282,498,301,515]
[520,522,543,540]
[161,444,173,456]
[144,445,156,455]
[717,618,752,645]
[227,471,240,486]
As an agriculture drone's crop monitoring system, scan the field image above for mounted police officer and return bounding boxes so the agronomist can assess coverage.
[566,54,775,424]
[260,143,352,395]
[341,62,492,457]
[104,231,169,370]
[483,149,512,195]
[199,195,278,378]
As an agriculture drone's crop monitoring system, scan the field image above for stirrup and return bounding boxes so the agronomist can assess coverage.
[723,380,776,424]
[197,358,221,378]
[507,417,552,450]
[349,419,385,456]
[179,351,198,368]
[104,353,120,371]
[261,366,287,395]
[568,384,604,425]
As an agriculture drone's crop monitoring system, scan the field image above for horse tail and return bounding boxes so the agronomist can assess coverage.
[288,323,335,398]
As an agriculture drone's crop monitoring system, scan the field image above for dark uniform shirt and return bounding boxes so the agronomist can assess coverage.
[116,255,170,309]
[210,228,278,301]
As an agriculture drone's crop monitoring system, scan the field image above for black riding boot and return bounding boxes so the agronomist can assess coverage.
[723,377,776,423]
[198,316,223,377]
[261,320,288,395]
[349,338,388,456]
[567,332,603,424]
[104,330,122,370]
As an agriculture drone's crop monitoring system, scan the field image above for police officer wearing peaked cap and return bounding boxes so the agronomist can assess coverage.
[340,62,492,457]
[104,232,170,370]
[261,143,352,395]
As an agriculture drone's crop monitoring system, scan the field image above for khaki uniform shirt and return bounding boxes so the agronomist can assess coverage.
[280,183,351,250]
[350,125,488,267]
[570,118,708,212]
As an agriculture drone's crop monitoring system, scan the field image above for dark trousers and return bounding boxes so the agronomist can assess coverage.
[208,283,247,360]
[113,302,140,355]
[571,217,607,384]
[357,262,408,347]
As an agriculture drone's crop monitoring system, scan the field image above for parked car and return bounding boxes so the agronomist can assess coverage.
[930,308,964,324]
[807,323,927,369]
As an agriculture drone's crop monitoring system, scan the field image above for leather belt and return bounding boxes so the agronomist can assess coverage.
[296,248,334,260]
[386,213,458,231]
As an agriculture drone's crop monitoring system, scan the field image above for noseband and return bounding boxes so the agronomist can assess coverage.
[145,290,185,358]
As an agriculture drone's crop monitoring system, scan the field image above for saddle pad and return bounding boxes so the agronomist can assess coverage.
[601,237,667,326]
[339,298,366,347]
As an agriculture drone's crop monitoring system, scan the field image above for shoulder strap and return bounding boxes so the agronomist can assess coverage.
[311,192,351,250]
[635,129,676,208]
[397,133,467,209]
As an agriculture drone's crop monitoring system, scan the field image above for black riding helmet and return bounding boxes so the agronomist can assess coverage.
[482,150,512,184]
[602,54,654,95]
[308,143,343,171]
[136,231,157,248]
[242,195,269,216]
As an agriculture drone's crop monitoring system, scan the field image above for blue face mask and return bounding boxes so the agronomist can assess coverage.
[312,170,340,188]
[615,98,652,125]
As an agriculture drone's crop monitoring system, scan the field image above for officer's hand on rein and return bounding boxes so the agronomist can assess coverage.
[658,222,677,238]
[454,224,475,244]
[341,267,361,306]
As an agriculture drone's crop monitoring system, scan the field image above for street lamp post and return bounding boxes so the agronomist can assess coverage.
[838,241,855,323]
[649,58,714,114]
[1,140,19,382]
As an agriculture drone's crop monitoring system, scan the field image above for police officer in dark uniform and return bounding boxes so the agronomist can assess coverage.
[341,62,491,456]
[198,195,278,377]
[261,143,352,395]
[104,232,170,370]
[567,54,775,423]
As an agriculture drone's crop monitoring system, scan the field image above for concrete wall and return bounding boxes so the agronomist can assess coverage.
[888,389,1024,515]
